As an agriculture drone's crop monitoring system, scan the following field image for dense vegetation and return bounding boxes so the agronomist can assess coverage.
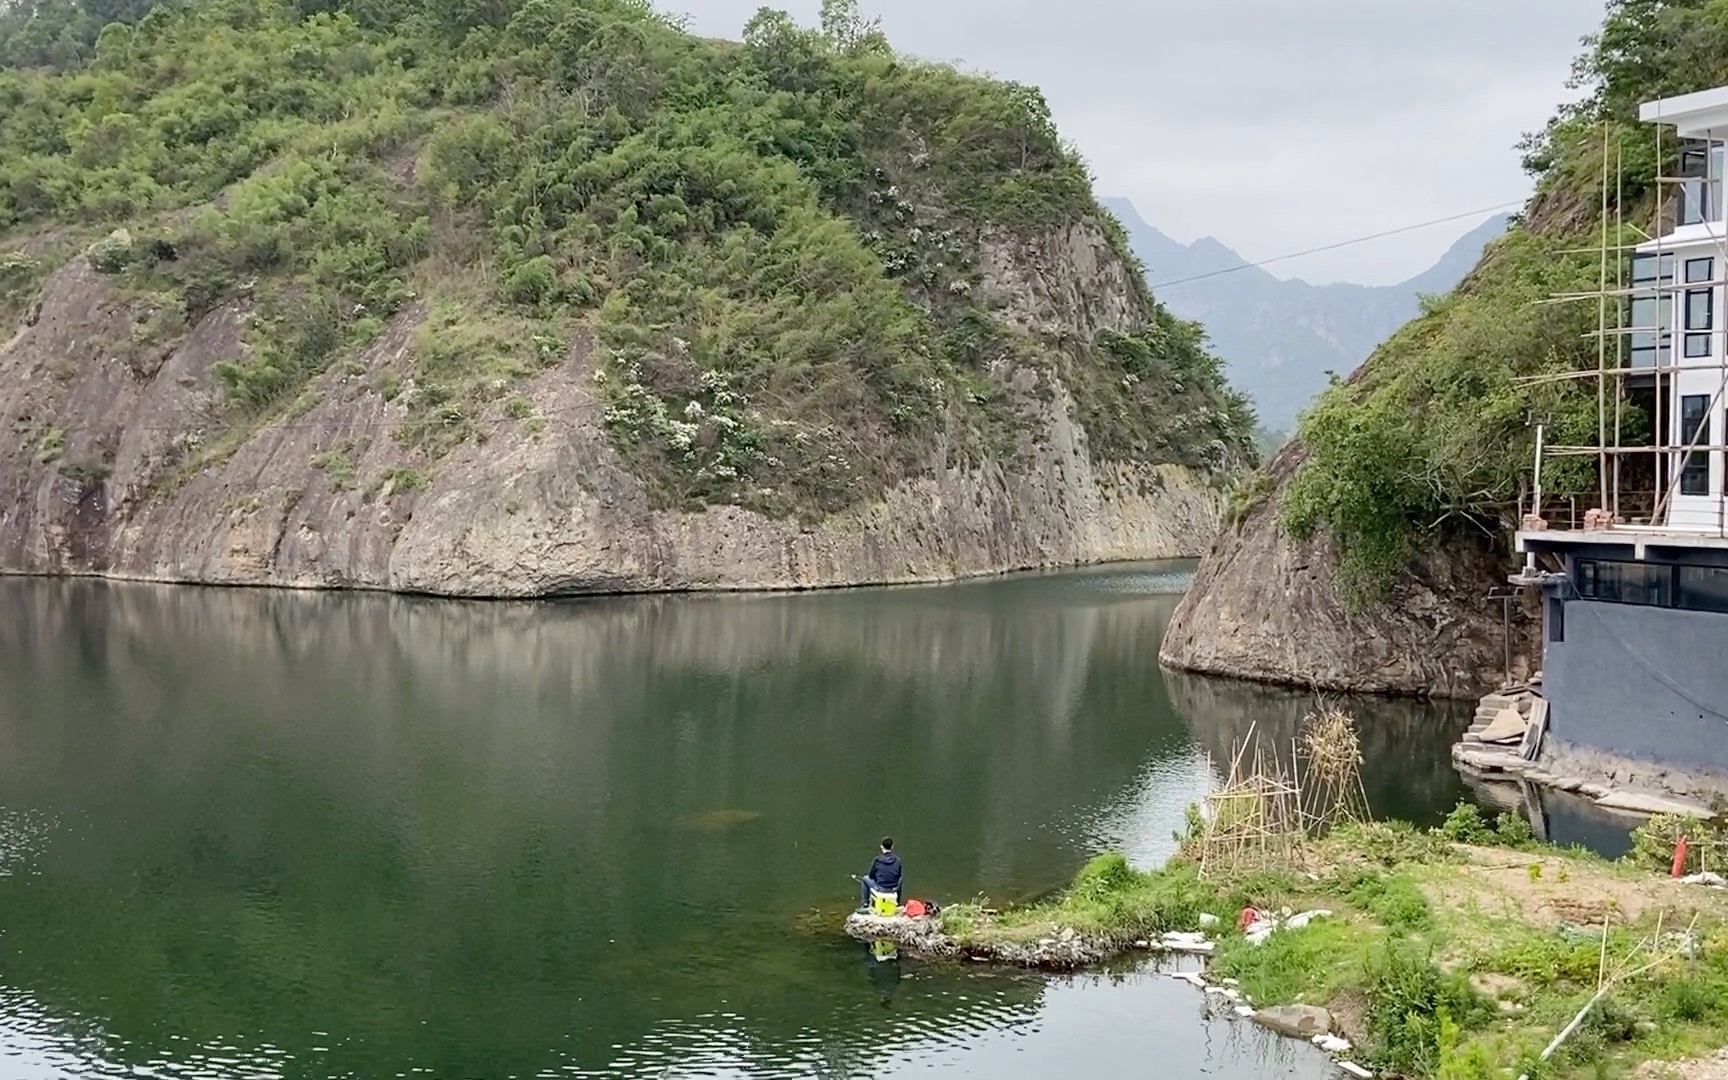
[0,0,1255,517]
[1280,0,1728,595]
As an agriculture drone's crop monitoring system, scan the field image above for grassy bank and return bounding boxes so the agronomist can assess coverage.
[940,807,1728,1080]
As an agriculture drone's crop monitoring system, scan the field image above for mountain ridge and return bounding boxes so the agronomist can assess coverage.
[1104,197,1512,432]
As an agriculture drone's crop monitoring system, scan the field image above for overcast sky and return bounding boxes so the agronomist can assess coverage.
[674,1,1608,286]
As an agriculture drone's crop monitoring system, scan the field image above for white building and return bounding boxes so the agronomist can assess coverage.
[1632,86,1728,530]
[1483,86,1728,809]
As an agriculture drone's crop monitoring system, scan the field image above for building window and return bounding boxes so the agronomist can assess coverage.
[1687,257,1714,284]
[1687,289,1714,330]
[1680,393,1712,496]
[1678,142,1724,225]
[1577,558,1728,614]
[1630,294,1673,369]
[1633,253,1677,285]
[1678,566,1728,614]
[1548,597,1565,642]
[1686,289,1714,358]
[1576,559,1674,606]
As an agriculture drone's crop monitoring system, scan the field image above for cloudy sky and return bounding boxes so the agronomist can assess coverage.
[675,1,1608,286]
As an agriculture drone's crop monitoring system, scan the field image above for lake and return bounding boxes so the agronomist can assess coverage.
[0,564,1480,1078]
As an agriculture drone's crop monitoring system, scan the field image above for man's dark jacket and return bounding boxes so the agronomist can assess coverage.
[866,851,902,892]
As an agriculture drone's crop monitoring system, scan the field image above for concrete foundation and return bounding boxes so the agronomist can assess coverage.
[1453,735,1721,818]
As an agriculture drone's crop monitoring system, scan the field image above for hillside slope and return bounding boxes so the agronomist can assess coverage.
[0,0,1255,596]
[1162,0,1705,697]
[1103,198,1510,433]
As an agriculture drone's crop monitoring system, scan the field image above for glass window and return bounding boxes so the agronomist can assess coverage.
[1687,257,1714,284]
[1687,289,1714,330]
[1576,559,1674,606]
[1678,144,1723,224]
[1678,565,1728,614]
[1685,290,1714,356]
[1680,393,1712,496]
[1713,143,1724,226]
[1632,253,1676,285]
[1629,295,1673,368]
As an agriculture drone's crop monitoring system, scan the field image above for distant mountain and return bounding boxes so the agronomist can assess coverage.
[1104,198,1512,433]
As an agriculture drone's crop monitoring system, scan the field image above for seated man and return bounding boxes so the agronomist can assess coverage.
[857,836,903,912]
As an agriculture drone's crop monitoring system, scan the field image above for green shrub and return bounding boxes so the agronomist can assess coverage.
[1363,942,1489,1075]
[1347,872,1433,931]
[1438,802,1492,844]
[1335,820,1456,867]
[1495,812,1536,846]
[384,467,429,494]
[501,256,555,307]
[1626,813,1725,875]
[33,426,65,464]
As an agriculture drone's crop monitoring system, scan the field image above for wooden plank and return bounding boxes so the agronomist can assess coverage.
[1520,698,1550,762]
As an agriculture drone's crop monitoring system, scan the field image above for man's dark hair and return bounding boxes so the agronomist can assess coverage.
[881,837,894,851]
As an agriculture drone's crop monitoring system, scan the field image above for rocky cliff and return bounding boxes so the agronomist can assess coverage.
[1158,441,1537,699]
[0,0,1252,597]
[1,233,1222,597]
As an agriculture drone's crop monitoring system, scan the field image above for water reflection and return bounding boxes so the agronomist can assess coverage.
[1164,670,1478,829]
[0,568,1456,1079]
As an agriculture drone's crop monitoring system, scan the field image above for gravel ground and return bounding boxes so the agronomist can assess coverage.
[1639,1049,1728,1080]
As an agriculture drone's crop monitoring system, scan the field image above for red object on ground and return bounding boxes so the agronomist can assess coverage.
[1237,906,1262,931]
[904,899,928,918]
[1673,835,1690,878]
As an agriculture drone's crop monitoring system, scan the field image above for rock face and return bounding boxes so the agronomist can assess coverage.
[1251,1004,1333,1038]
[1158,440,1539,699]
[0,232,1223,598]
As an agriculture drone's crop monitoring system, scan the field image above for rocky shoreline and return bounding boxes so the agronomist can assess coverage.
[841,911,1214,970]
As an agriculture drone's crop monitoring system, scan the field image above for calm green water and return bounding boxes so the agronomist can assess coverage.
[0,565,1475,1079]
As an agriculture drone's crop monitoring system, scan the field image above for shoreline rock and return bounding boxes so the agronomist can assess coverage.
[1157,438,1539,700]
[839,913,1213,971]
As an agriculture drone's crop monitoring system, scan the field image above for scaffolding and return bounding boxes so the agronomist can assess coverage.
[1521,108,1728,540]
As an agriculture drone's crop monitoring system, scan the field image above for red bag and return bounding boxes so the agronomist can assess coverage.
[904,899,928,918]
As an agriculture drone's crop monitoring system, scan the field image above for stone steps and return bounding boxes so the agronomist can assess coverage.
[1463,688,1541,743]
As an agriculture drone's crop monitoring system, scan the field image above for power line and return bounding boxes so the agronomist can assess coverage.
[1145,200,1527,290]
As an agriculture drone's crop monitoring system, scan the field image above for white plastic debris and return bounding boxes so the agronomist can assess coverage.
[1285,909,1333,930]
[1680,871,1728,888]
[1312,1034,1352,1054]
[1198,912,1221,928]
[1336,1062,1373,1079]
[1158,931,1215,954]
[1169,971,1207,988]
[1232,1004,1256,1018]
[1134,939,1151,948]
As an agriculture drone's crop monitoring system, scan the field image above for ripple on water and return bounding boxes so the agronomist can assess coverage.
[0,809,57,878]
[1077,567,1197,596]
[0,986,303,1080]
[1067,751,1219,868]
